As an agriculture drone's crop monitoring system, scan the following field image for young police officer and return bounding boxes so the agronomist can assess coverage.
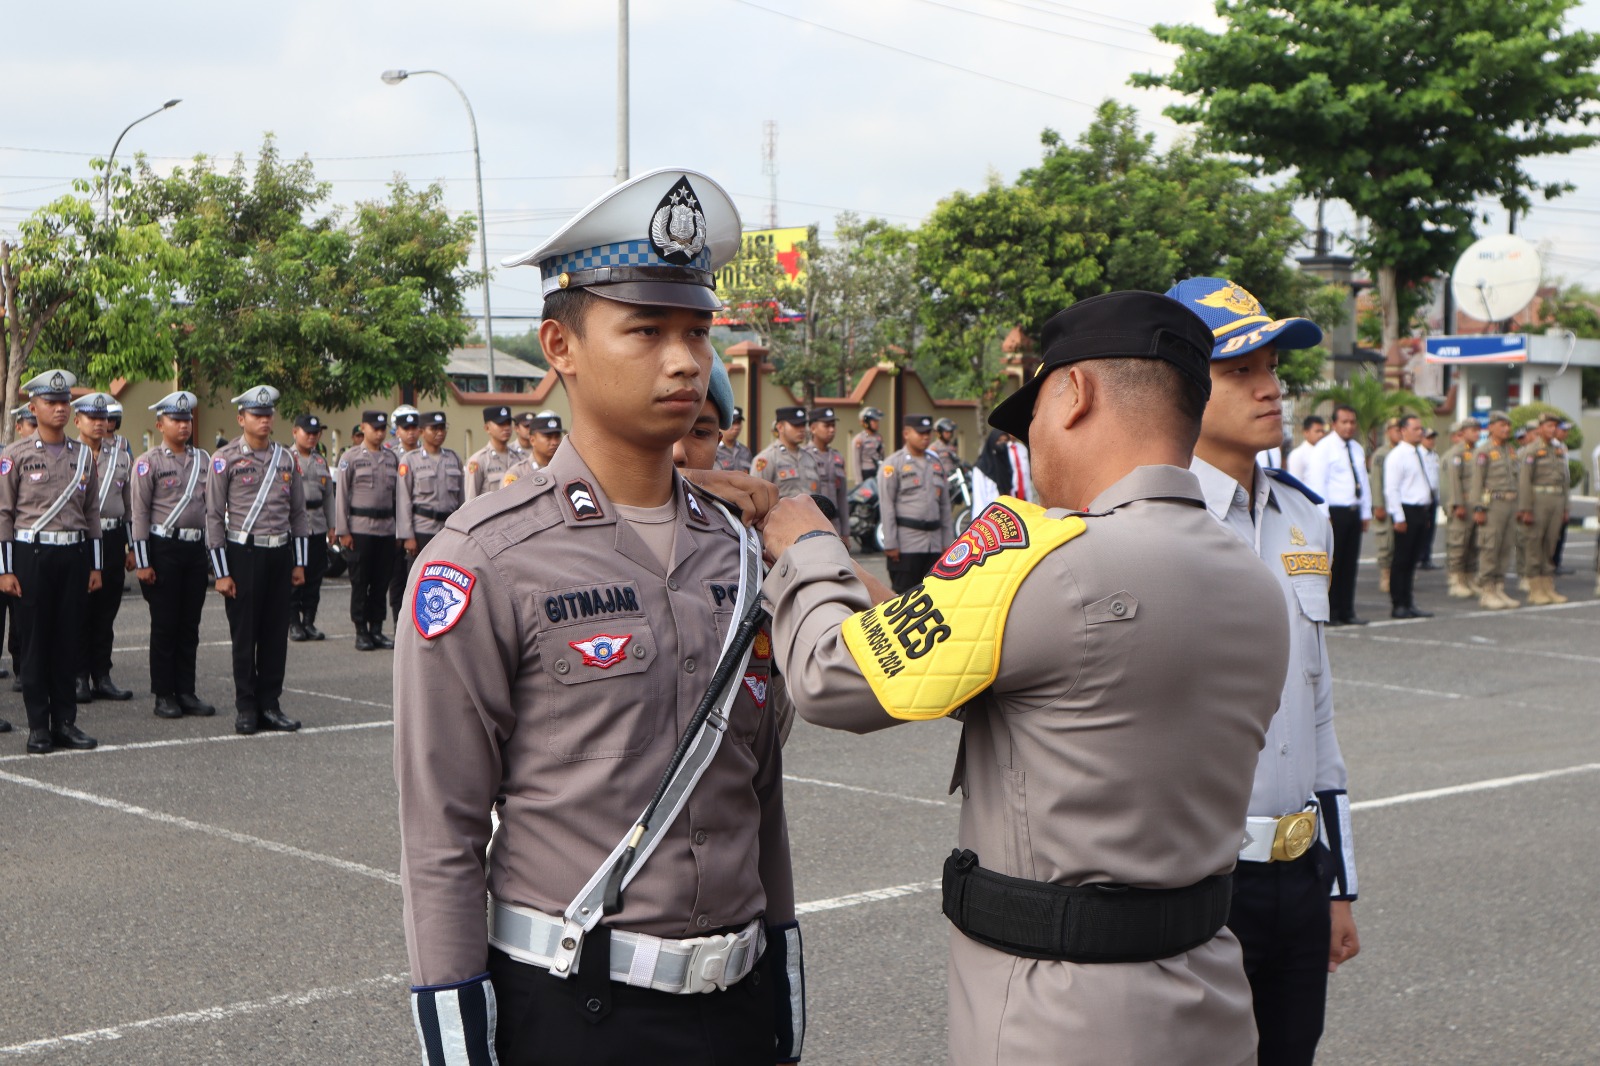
[395,169,802,1065]
[878,413,954,593]
[335,411,400,650]
[394,410,466,596]
[1168,277,1360,1066]
[289,414,333,642]
[72,391,135,702]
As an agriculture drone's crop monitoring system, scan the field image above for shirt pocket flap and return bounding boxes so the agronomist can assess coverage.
[1084,591,1138,625]
[1292,578,1330,623]
[539,619,655,685]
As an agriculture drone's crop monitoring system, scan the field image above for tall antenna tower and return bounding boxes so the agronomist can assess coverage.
[762,120,779,228]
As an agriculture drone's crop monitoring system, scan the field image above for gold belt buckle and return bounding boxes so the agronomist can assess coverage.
[1271,809,1318,862]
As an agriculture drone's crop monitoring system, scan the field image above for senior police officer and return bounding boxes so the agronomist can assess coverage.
[395,410,465,590]
[878,413,954,594]
[1518,412,1571,605]
[465,405,519,498]
[805,406,849,538]
[335,411,401,651]
[759,290,1289,1066]
[289,415,334,642]
[1472,411,1522,610]
[1441,418,1482,598]
[851,405,884,483]
[69,392,135,702]
[395,167,803,1066]
[500,413,565,487]
[715,406,753,472]
[0,370,103,752]
[131,391,218,719]
[751,405,819,502]
[1170,277,1360,1066]
[207,385,309,735]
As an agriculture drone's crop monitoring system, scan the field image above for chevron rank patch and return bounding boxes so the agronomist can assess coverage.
[412,561,476,639]
[566,479,604,520]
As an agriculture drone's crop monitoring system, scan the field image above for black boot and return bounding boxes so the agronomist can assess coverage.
[0,663,9,679]
[51,722,97,750]
[26,729,54,754]
[289,618,308,642]
[177,694,216,717]
[93,674,133,701]
[0,715,10,733]
[75,673,94,703]
[354,623,376,651]
[153,696,183,719]
[303,612,326,641]
[235,710,260,736]
[371,624,394,650]
[258,707,301,732]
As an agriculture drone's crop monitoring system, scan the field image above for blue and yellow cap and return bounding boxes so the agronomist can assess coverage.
[1164,277,1322,360]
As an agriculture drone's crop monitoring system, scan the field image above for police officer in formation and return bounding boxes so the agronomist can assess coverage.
[751,405,821,498]
[0,370,103,752]
[288,414,334,642]
[805,406,849,538]
[335,410,401,650]
[386,408,425,624]
[73,392,135,703]
[714,405,752,471]
[1472,411,1523,610]
[394,167,801,1065]
[2,406,38,689]
[878,413,954,593]
[130,391,217,720]
[851,404,884,482]
[500,412,564,486]
[1170,277,1359,1066]
[1441,418,1481,599]
[759,290,1290,1066]
[1518,411,1571,605]
[465,405,519,498]
[395,410,465,591]
[207,385,309,736]
[930,416,960,465]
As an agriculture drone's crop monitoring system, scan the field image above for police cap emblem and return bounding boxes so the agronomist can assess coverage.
[649,176,708,265]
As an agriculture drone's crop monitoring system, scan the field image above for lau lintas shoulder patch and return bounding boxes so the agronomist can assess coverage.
[412,561,476,639]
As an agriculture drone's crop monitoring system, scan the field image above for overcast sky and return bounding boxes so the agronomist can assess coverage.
[7,0,1600,333]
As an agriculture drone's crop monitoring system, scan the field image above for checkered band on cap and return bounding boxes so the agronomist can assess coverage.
[542,240,713,293]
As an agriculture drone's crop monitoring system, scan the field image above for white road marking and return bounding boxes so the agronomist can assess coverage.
[1339,633,1600,665]
[784,774,950,807]
[281,687,391,710]
[0,719,393,765]
[1353,762,1600,811]
[1346,597,1600,629]
[0,974,407,1057]
[0,769,400,886]
[1333,677,1463,700]
[797,879,941,915]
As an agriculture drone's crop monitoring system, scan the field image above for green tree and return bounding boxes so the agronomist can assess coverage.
[1312,369,1430,450]
[1137,0,1600,360]
[805,214,920,397]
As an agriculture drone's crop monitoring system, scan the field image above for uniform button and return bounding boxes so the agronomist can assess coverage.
[684,658,696,674]
[631,644,646,659]
[696,915,711,929]
[1111,601,1126,617]
[779,563,790,577]
[1234,489,1248,507]
[554,659,570,674]
[533,475,547,485]
[585,997,603,1013]
[1280,743,1290,755]
[693,829,708,845]
[667,579,679,591]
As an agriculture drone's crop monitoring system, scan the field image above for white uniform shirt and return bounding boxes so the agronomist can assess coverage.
[1305,432,1373,520]
[1287,440,1318,484]
[1383,441,1434,515]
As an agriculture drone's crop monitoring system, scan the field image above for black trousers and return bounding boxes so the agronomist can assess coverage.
[1327,506,1363,621]
[1390,503,1431,608]
[347,533,396,629]
[14,542,91,731]
[141,537,210,698]
[223,543,293,713]
[83,524,128,678]
[887,552,939,594]
[1228,848,1335,1066]
[488,947,776,1066]
[389,531,436,620]
[1553,521,1568,568]
[290,533,328,624]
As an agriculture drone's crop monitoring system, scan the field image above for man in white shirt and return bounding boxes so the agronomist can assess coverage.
[1304,405,1372,625]
[1382,415,1435,618]
[1287,415,1327,483]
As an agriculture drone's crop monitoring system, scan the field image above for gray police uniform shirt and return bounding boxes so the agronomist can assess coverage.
[295,449,333,536]
[715,440,753,473]
[499,455,538,489]
[205,436,310,577]
[1192,458,1356,896]
[851,429,882,482]
[0,437,104,571]
[464,444,519,499]
[751,441,820,500]
[763,465,1288,1066]
[334,444,399,537]
[92,441,132,527]
[397,447,465,539]
[393,443,795,986]
[130,444,211,565]
[805,443,849,538]
[878,448,953,553]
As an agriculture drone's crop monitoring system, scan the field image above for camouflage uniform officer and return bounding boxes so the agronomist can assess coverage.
[207,385,310,736]
[878,413,954,594]
[0,369,103,752]
[1471,411,1521,610]
[464,405,519,498]
[751,406,821,498]
[335,410,401,651]
[395,410,465,598]
[1440,418,1480,598]
[1369,418,1400,593]
[1517,412,1570,605]
[289,415,333,642]
[852,405,885,483]
[131,391,217,720]
[395,167,802,1065]
[714,406,753,472]
[72,391,135,703]
[805,405,850,538]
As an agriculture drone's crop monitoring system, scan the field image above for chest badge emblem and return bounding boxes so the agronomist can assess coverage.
[569,633,633,669]
[1289,525,1307,546]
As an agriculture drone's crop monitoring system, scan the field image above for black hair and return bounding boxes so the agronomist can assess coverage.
[1302,414,1326,431]
[1331,404,1357,421]
[1087,357,1207,447]
[541,287,599,340]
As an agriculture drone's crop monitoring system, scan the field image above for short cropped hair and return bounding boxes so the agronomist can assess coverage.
[1075,357,1207,450]
[1302,414,1326,431]
[541,288,599,340]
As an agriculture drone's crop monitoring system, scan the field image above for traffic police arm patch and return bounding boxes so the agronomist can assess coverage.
[840,499,1087,720]
[412,562,476,639]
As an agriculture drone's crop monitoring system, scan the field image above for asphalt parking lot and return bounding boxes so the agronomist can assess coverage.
[1,538,1597,1064]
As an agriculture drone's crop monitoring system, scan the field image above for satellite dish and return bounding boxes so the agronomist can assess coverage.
[1451,234,1542,323]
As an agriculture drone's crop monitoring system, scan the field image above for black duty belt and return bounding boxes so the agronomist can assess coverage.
[304,499,323,510]
[414,504,458,521]
[349,506,395,519]
[942,850,1232,964]
[896,516,943,532]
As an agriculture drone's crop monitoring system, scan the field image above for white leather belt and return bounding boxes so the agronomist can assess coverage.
[226,531,289,548]
[15,530,85,546]
[152,525,204,542]
[1239,805,1319,864]
[101,518,124,531]
[489,899,764,995]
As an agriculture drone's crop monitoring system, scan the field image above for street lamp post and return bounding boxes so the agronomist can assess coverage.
[382,68,497,393]
[105,99,181,226]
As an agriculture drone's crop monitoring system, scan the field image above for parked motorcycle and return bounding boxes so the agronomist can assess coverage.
[848,465,972,553]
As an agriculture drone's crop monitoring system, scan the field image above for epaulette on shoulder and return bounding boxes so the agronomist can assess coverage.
[1264,467,1324,506]
[444,473,561,537]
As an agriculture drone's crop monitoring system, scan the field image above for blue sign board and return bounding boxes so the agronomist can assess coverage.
[1424,334,1527,363]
